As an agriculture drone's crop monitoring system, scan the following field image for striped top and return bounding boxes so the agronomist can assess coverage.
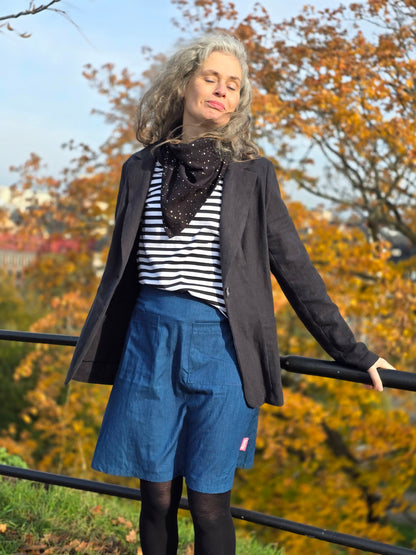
[137,162,226,314]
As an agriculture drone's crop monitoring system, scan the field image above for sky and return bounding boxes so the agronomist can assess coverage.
[0,0,336,196]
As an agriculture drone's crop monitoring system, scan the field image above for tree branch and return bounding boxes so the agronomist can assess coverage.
[0,1,62,22]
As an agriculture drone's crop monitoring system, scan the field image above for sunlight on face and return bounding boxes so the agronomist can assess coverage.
[182,51,242,141]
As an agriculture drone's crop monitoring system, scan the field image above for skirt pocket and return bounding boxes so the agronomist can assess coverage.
[117,309,160,387]
[187,320,242,387]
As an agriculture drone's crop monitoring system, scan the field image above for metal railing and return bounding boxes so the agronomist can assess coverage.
[1,328,416,554]
[1,329,415,391]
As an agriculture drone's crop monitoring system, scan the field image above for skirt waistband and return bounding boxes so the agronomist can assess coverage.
[137,285,226,323]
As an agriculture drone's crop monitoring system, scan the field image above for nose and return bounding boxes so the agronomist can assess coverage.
[214,81,226,97]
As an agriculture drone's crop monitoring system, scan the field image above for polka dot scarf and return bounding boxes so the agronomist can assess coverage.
[155,138,230,237]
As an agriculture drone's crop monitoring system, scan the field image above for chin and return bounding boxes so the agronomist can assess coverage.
[205,116,231,129]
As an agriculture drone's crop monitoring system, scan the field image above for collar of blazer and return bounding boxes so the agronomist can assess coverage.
[121,146,259,282]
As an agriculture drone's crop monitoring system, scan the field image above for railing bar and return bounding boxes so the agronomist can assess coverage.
[231,507,415,554]
[0,465,414,554]
[0,464,141,500]
[0,329,78,346]
[1,330,415,391]
[280,355,416,392]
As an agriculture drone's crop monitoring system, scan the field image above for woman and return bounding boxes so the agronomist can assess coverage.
[65,33,394,555]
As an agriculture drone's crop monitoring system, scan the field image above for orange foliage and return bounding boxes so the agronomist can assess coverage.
[2,292,111,478]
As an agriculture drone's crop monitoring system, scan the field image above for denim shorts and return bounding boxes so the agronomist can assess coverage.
[92,285,259,493]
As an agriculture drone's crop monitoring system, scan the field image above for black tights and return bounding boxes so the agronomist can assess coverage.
[139,477,235,555]
[139,477,183,555]
[188,487,235,555]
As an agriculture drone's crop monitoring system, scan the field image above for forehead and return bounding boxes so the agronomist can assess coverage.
[197,51,242,79]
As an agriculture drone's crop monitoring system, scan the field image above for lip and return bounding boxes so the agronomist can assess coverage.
[206,100,226,111]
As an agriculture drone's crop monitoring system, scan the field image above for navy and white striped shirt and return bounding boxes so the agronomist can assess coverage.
[137,162,226,314]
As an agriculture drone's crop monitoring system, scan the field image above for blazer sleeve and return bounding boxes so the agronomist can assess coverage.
[64,159,132,385]
[264,159,378,371]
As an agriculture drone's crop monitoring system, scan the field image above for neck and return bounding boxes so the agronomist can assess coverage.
[181,119,219,143]
[181,127,204,143]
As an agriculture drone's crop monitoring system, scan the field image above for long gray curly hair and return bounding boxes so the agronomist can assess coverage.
[135,33,259,161]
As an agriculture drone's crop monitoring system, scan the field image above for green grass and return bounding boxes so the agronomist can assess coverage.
[0,476,283,554]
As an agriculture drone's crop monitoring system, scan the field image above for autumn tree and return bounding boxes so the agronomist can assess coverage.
[262,0,416,245]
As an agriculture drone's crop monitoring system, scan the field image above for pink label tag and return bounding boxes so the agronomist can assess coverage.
[239,437,249,452]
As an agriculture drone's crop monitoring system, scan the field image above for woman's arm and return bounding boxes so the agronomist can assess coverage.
[263,158,395,383]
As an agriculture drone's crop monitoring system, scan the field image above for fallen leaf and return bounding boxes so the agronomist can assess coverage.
[90,505,102,514]
[126,529,137,543]
[75,540,90,552]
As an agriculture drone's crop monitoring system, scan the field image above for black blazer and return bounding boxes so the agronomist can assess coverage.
[65,146,378,408]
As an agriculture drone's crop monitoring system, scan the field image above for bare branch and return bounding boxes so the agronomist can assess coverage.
[0,1,92,44]
[0,0,62,22]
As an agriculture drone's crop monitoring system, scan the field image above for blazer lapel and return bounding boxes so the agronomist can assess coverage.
[121,147,155,265]
[220,162,258,282]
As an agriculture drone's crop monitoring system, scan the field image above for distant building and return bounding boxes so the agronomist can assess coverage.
[0,233,79,280]
[0,185,81,280]
[0,234,40,278]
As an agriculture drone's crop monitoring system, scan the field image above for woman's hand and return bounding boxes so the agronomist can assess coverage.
[366,357,396,392]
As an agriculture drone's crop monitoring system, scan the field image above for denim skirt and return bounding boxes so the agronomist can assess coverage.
[92,285,259,493]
